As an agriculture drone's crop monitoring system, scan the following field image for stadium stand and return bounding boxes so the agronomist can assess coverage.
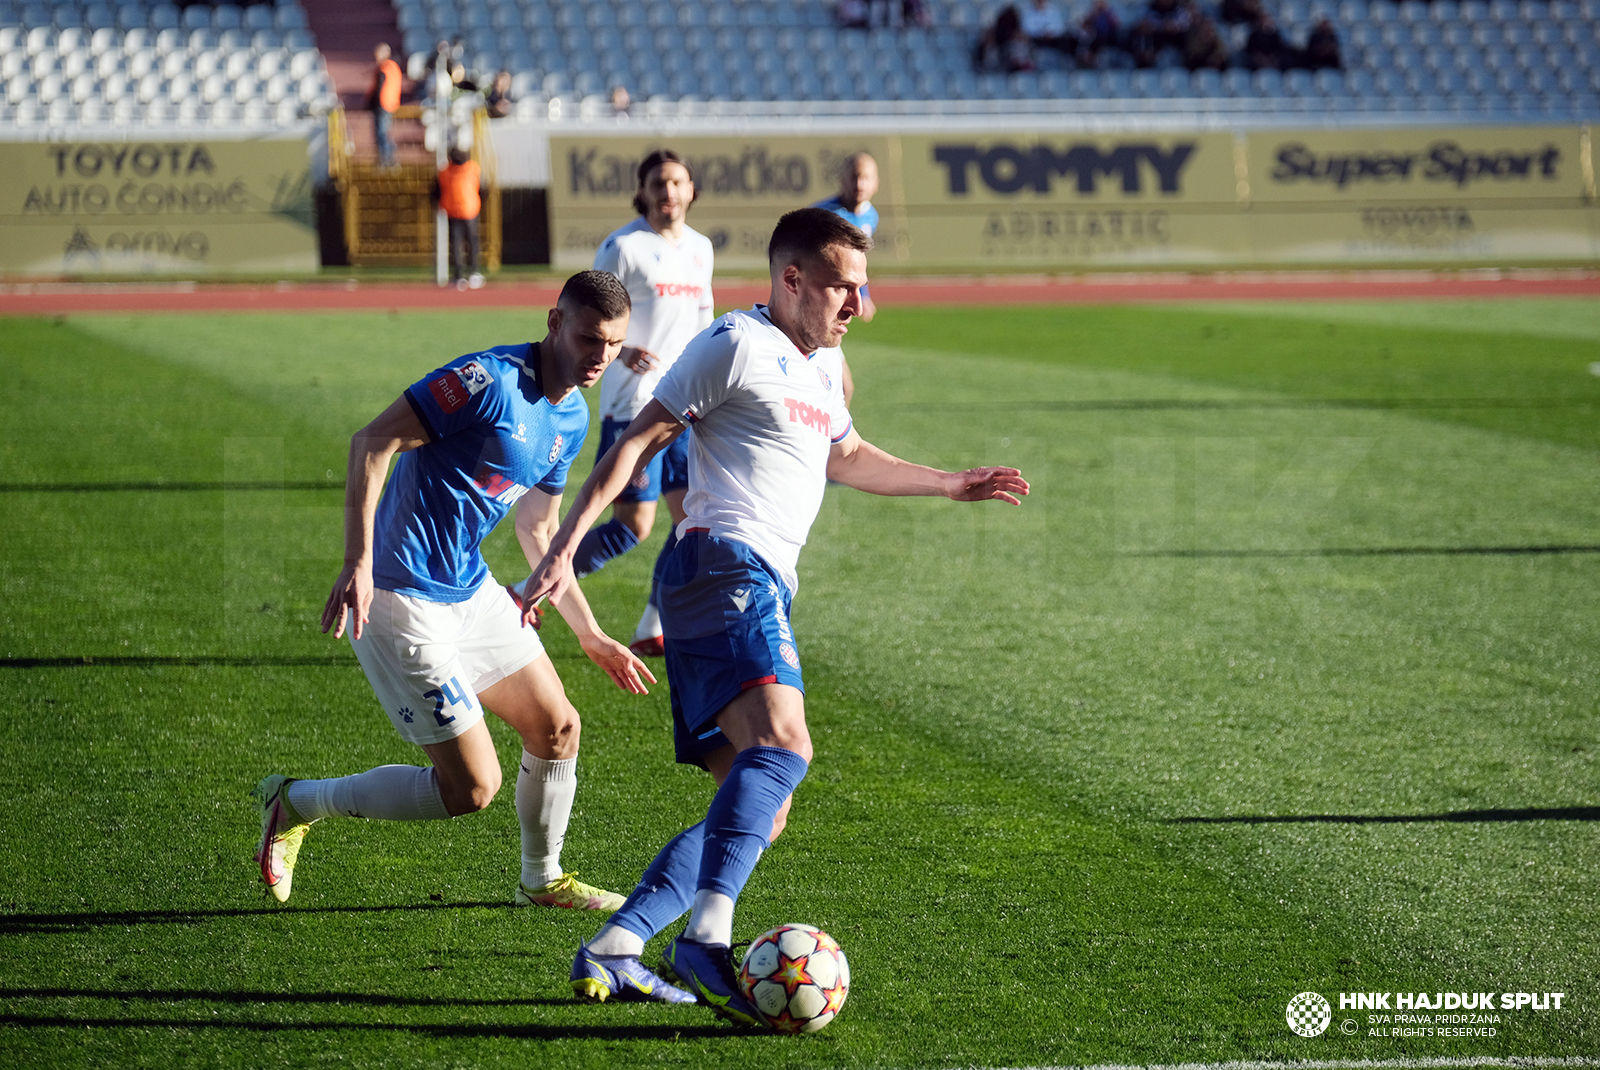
[2,0,1595,128]
[395,0,1600,121]
[0,0,334,130]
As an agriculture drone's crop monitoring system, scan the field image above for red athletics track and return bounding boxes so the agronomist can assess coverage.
[1,269,1597,315]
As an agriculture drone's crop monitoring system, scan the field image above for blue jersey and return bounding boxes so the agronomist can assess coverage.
[373,343,587,603]
[813,195,878,238]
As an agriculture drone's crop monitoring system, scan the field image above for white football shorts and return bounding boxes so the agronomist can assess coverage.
[348,574,543,746]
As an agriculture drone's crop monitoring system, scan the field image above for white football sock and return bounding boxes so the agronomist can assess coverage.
[633,601,662,642]
[585,923,646,957]
[517,751,576,889]
[286,765,450,822]
[682,890,735,947]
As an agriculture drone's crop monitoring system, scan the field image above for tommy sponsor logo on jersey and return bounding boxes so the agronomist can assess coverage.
[653,282,704,299]
[783,397,831,437]
[428,359,492,414]
[473,466,531,506]
[547,433,564,463]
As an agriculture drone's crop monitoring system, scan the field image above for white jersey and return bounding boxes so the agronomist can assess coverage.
[652,305,852,595]
[593,217,715,422]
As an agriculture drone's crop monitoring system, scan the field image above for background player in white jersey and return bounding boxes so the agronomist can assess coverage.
[524,209,1029,1015]
[251,272,666,923]
[562,149,715,659]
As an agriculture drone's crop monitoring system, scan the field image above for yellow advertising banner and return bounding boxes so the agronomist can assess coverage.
[548,126,1597,270]
[548,134,898,269]
[1,138,319,275]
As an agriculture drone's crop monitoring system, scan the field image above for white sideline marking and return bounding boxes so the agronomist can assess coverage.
[985,1059,1600,1070]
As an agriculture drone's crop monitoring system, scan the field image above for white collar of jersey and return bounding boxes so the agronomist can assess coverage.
[505,342,546,400]
[752,304,813,361]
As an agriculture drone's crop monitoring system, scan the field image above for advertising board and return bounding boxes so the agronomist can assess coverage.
[548,126,1597,269]
[2,138,319,275]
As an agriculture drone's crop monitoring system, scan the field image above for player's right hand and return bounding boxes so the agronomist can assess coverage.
[621,346,659,374]
[321,563,374,640]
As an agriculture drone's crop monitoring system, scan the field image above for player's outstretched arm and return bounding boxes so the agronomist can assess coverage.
[826,428,1028,504]
[513,490,657,694]
[523,399,686,607]
[320,396,430,640]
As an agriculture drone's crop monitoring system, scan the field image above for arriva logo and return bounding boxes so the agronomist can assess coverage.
[933,141,1197,196]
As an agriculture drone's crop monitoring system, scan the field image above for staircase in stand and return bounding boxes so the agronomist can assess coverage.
[328,110,502,270]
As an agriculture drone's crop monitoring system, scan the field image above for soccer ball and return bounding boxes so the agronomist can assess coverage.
[737,924,850,1034]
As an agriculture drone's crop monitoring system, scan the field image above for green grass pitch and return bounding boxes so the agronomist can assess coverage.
[0,296,1596,1068]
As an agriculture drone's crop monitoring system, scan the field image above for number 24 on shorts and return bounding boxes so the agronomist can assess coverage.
[422,676,474,727]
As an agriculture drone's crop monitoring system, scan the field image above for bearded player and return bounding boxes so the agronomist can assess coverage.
[518,149,715,660]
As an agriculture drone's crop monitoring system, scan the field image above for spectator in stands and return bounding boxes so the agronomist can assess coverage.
[1244,13,1288,70]
[974,4,1036,73]
[449,61,479,97]
[1184,13,1231,70]
[435,147,484,290]
[1130,0,1193,68]
[1078,0,1122,67]
[901,0,933,28]
[1021,0,1079,59]
[836,0,870,28]
[1303,17,1342,70]
[610,84,633,118]
[486,69,514,118]
[367,43,402,169]
[1219,0,1262,24]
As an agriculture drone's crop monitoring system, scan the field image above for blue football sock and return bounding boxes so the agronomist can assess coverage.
[572,518,640,577]
[608,822,703,942]
[648,527,678,610]
[698,746,809,900]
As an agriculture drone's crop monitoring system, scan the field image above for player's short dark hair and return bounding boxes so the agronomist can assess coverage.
[557,269,630,321]
[632,149,696,215]
[767,207,873,269]
[447,147,470,166]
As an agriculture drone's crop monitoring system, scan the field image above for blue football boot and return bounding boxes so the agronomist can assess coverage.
[658,936,767,1028]
[570,947,696,1004]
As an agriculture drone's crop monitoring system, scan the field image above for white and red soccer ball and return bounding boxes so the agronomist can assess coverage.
[737,924,850,1034]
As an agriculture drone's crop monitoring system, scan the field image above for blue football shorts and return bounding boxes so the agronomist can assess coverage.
[598,416,689,503]
[660,531,805,768]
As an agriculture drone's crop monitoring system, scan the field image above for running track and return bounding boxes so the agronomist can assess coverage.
[2,270,1597,315]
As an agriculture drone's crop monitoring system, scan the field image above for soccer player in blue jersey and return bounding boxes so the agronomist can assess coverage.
[810,151,880,406]
[524,209,1029,1018]
[252,271,665,921]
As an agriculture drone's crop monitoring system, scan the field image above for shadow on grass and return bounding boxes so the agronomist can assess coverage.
[1124,545,1600,558]
[0,900,526,935]
[0,656,357,668]
[0,986,566,1009]
[0,482,342,493]
[0,1013,736,1040]
[1169,806,1600,824]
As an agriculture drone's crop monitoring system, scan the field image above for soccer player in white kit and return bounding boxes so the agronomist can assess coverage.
[566,149,715,658]
[250,272,659,915]
[523,209,1029,1016]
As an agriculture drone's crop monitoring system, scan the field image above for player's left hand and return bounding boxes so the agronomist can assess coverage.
[946,466,1030,505]
[578,633,659,694]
